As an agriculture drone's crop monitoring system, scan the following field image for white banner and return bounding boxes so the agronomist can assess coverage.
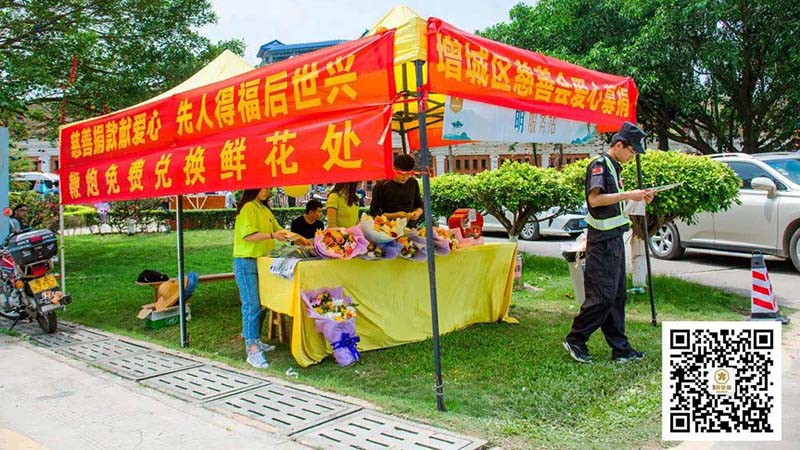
[442,97,596,144]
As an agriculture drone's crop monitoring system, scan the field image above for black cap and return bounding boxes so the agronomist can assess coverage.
[612,121,647,154]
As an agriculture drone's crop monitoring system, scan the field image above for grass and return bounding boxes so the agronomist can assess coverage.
[58,230,756,450]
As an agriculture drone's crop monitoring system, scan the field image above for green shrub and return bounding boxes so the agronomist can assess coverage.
[471,161,583,239]
[430,174,480,218]
[561,151,740,236]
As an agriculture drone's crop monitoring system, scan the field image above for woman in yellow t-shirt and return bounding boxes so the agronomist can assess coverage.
[233,188,309,369]
[326,182,360,228]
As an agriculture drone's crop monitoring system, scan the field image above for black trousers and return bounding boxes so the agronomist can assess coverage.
[566,235,632,357]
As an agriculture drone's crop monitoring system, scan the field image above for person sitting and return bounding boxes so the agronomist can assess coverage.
[369,154,423,227]
[9,204,31,235]
[290,199,324,239]
[327,182,360,228]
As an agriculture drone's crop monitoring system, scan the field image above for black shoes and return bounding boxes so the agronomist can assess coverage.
[563,341,592,363]
[613,349,646,363]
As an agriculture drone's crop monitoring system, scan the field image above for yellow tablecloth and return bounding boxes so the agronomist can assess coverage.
[257,243,517,367]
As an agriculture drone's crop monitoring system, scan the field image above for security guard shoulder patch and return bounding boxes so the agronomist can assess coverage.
[591,165,604,175]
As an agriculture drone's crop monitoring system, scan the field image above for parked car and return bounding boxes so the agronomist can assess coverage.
[649,152,800,272]
[481,206,588,240]
[11,172,60,196]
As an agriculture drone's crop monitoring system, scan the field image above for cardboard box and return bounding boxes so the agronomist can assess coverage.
[144,305,191,330]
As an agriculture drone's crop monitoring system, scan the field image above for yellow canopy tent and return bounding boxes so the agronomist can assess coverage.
[366,6,454,151]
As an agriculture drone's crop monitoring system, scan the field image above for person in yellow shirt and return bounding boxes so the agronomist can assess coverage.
[233,188,309,368]
[326,182,360,228]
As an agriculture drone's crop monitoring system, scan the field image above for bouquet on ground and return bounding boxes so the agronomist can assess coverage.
[360,213,407,243]
[359,240,401,260]
[301,287,360,367]
[396,235,427,261]
[314,226,368,259]
[416,226,459,255]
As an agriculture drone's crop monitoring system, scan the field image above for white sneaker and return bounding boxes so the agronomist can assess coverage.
[258,341,276,353]
[246,351,269,369]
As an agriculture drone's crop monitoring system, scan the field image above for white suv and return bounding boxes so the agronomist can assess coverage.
[650,152,800,271]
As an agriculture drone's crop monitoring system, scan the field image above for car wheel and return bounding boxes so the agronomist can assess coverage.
[519,220,541,241]
[649,222,685,259]
[789,227,800,273]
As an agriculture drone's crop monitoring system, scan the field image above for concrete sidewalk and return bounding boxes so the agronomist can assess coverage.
[0,334,306,450]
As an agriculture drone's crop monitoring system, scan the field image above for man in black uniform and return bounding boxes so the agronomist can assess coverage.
[564,121,654,363]
[369,154,423,227]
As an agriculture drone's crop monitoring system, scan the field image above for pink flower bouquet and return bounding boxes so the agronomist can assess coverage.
[301,287,360,367]
[314,226,368,259]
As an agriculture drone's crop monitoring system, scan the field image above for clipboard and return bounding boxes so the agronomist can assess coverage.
[648,182,681,193]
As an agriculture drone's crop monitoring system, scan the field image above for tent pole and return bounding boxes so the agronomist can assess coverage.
[59,204,66,294]
[635,155,657,326]
[176,195,189,346]
[414,59,446,412]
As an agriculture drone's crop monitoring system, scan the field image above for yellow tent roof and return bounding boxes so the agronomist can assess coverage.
[366,6,445,144]
[367,5,427,65]
[61,50,254,130]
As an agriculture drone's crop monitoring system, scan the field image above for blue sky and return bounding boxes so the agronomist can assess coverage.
[201,0,531,64]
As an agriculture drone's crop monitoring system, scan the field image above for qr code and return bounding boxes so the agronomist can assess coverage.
[662,321,781,441]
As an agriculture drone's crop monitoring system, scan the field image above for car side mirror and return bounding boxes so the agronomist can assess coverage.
[751,177,777,198]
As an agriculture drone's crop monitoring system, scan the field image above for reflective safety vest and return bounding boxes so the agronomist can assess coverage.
[584,155,632,231]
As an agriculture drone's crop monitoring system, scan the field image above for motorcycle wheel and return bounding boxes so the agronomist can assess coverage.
[36,311,57,334]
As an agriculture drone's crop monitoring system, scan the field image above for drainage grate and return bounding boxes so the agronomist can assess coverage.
[55,339,150,362]
[1,317,59,336]
[95,351,202,381]
[141,365,266,402]
[294,410,486,450]
[207,383,361,433]
[29,327,108,348]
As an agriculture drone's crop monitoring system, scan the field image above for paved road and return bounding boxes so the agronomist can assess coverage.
[487,233,800,308]
[0,335,307,450]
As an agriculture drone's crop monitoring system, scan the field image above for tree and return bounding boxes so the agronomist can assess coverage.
[481,0,800,154]
[0,0,245,140]
[429,173,479,219]
[471,161,583,240]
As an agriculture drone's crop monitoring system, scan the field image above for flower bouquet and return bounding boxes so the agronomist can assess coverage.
[396,235,427,261]
[359,213,407,244]
[314,226,368,259]
[416,226,459,255]
[359,240,401,260]
[449,227,483,248]
[301,287,360,367]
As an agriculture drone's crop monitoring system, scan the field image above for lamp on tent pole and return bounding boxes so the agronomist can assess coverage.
[414,59,446,412]
[176,195,189,346]
[635,155,657,326]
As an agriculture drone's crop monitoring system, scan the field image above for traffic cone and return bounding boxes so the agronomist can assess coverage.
[750,252,790,324]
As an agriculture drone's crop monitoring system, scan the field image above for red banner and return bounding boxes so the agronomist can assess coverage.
[427,18,638,131]
[59,31,395,170]
[61,106,393,204]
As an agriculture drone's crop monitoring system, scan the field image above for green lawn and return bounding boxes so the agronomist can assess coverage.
[59,230,753,450]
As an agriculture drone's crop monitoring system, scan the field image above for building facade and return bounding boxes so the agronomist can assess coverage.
[257,39,348,65]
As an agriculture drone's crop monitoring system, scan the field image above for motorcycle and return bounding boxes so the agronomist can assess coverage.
[0,228,71,333]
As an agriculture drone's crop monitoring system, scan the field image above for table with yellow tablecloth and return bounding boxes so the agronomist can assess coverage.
[257,242,517,367]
